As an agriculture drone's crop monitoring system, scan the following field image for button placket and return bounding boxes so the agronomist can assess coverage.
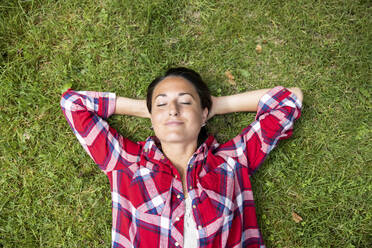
[186,154,196,199]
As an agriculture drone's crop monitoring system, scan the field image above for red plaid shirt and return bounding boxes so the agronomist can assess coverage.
[61,86,302,248]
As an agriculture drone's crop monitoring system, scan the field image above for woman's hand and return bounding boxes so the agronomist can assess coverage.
[207,96,217,120]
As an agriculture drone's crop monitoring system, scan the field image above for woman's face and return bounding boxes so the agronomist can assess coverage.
[150,76,208,145]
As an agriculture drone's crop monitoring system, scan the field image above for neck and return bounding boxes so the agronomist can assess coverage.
[161,141,197,169]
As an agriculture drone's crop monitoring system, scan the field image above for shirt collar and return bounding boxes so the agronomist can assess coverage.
[143,135,218,162]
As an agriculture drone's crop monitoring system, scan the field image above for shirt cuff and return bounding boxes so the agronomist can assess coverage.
[100,92,116,118]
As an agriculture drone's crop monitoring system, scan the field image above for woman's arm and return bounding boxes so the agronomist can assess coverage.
[210,87,303,118]
[217,86,302,175]
[60,90,141,173]
[114,96,150,118]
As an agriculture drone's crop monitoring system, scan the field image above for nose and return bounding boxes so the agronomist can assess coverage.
[168,101,179,116]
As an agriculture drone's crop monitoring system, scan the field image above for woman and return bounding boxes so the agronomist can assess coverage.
[60,67,303,248]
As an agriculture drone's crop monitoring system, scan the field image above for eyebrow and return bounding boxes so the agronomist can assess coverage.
[155,92,195,100]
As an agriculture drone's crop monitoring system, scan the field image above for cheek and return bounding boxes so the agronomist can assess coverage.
[150,112,164,126]
[187,110,204,123]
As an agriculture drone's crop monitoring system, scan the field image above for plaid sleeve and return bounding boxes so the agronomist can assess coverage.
[223,86,302,175]
[60,89,140,173]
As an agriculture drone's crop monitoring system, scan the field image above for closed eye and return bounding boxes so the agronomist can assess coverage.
[181,102,191,105]
[156,103,166,107]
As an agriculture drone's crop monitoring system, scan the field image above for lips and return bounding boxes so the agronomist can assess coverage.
[165,120,184,126]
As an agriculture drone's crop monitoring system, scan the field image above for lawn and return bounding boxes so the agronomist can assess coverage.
[0,0,371,247]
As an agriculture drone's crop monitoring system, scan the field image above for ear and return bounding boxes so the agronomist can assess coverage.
[202,108,208,123]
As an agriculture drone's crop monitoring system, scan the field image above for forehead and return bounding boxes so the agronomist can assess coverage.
[153,76,198,98]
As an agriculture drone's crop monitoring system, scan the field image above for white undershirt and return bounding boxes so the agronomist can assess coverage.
[183,197,198,248]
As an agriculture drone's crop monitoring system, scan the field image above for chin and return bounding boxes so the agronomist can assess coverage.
[158,134,195,144]
[162,137,189,143]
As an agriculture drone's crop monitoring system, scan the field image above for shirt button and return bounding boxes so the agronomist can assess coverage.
[175,217,180,222]
[174,174,178,179]
[198,225,202,230]
[175,242,179,246]
[192,204,196,209]
[177,194,181,199]
[189,186,192,190]
[189,164,193,168]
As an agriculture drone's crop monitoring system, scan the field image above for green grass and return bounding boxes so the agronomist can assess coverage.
[0,0,371,247]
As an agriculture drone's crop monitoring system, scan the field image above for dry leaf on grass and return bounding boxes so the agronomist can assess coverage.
[225,70,236,85]
[292,211,303,223]
[255,44,262,53]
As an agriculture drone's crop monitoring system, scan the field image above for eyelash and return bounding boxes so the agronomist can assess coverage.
[156,102,191,107]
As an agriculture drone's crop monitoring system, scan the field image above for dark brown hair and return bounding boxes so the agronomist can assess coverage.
[146,67,212,144]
